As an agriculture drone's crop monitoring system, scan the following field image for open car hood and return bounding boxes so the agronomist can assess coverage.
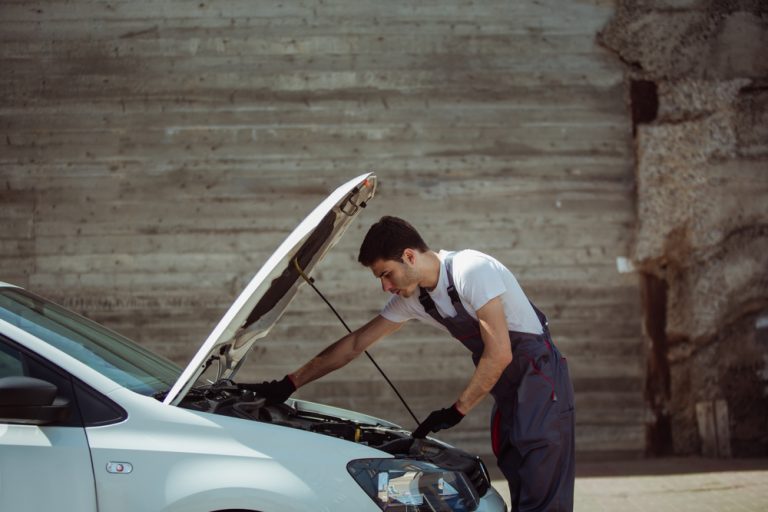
[164,173,377,405]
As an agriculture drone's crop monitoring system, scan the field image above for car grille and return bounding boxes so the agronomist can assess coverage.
[423,446,492,499]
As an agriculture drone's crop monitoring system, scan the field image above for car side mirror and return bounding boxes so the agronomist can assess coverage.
[0,376,71,425]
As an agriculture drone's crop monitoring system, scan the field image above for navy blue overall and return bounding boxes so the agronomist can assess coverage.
[418,253,575,512]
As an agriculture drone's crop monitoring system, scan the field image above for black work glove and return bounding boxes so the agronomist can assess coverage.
[243,375,296,406]
[412,404,465,439]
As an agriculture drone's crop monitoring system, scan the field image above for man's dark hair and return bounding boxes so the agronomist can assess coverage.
[357,216,429,266]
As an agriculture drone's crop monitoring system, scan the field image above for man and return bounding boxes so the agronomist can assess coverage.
[255,216,575,512]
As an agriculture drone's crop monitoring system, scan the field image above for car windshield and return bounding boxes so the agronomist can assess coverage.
[0,288,182,396]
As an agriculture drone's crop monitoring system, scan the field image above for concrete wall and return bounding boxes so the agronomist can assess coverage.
[0,0,643,459]
[600,0,768,455]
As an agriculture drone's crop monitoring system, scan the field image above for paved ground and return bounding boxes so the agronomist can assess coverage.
[488,457,768,511]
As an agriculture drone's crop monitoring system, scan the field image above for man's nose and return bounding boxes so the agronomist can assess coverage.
[380,278,392,292]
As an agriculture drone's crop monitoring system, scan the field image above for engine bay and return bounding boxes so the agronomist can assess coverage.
[177,380,491,497]
[179,380,407,447]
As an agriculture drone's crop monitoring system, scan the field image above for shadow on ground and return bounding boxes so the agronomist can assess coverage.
[485,455,768,480]
[487,457,768,511]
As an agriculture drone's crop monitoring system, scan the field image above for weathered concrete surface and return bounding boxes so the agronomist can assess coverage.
[600,1,768,455]
[0,0,643,460]
[600,1,768,81]
[490,457,768,511]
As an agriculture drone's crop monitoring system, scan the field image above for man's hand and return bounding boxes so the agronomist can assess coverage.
[243,375,296,406]
[412,404,465,438]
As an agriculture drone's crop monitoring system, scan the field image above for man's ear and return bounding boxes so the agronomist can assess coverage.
[402,248,416,265]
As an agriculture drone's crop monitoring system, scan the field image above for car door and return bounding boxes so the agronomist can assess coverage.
[0,337,98,512]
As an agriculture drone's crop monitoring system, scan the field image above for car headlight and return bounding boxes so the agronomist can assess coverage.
[347,458,480,511]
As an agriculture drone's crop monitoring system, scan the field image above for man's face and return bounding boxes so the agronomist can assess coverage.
[369,253,421,298]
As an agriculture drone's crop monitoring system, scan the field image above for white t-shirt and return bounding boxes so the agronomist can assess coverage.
[380,249,544,335]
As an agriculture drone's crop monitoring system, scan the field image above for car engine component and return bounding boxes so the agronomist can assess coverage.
[178,380,491,500]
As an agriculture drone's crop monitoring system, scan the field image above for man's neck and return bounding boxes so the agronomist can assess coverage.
[418,251,442,290]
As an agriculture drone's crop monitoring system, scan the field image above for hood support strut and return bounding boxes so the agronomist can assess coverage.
[292,257,421,427]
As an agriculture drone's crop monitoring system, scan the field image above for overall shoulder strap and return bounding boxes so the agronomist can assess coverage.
[528,300,550,335]
[418,287,447,325]
[419,252,457,323]
[443,252,462,304]
[444,251,474,318]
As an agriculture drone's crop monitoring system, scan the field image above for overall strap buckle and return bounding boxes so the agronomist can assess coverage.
[420,287,451,327]
[446,284,461,304]
[418,287,438,312]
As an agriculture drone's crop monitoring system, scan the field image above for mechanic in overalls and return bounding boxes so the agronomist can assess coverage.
[255,216,575,512]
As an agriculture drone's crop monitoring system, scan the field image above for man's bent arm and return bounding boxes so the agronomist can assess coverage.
[289,314,403,388]
[455,297,513,414]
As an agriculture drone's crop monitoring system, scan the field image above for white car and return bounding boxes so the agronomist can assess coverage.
[0,173,507,512]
